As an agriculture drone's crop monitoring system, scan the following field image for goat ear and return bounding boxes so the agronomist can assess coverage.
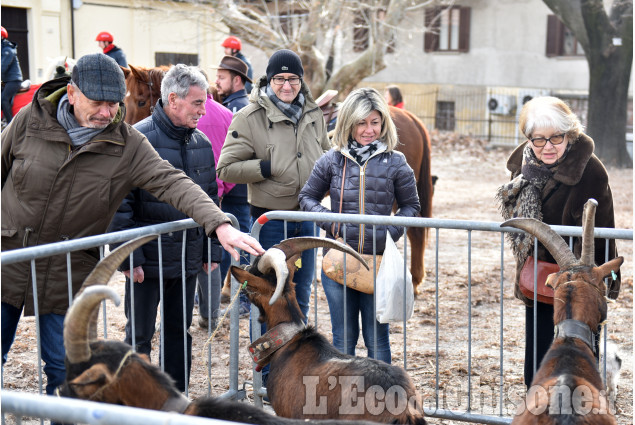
[68,363,114,399]
[592,257,624,285]
[545,273,558,289]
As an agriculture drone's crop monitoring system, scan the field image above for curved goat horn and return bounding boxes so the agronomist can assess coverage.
[64,285,120,364]
[580,199,598,266]
[265,237,370,306]
[502,218,577,270]
[258,248,290,306]
[82,235,158,289]
[81,235,158,339]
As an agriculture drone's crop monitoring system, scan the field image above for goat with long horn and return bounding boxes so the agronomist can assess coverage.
[59,235,381,425]
[503,199,623,424]
[230,237,426,424]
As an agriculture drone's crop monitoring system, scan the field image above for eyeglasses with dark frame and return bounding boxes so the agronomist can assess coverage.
[271,76,301,86]
[529,133,566,147]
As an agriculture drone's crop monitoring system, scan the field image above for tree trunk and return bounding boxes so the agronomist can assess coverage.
[587,50,633,167]
[582,0,633,167]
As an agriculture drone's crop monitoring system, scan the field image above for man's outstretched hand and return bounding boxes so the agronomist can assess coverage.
[215,222,265,261]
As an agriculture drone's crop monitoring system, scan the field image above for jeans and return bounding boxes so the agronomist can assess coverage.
[250,219,316,380]
[196,267,221,320]
[321,271,391,364]
[1,81,21,123]
[219,197,251,309]
[124,274,196,392]
[2,302,66,395]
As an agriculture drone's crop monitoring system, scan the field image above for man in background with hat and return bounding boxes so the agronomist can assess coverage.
[96,31,128,68]
[1,53,264,396]
[215,55,252,113]
[217,49,330,385]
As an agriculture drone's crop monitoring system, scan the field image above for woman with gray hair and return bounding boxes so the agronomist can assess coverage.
[299,87,420,363]
[496,96,619,387]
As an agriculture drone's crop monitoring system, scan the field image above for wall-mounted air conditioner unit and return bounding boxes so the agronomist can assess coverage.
[487,94,516,115]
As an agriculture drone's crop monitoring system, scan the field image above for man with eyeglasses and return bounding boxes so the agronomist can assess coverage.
[217,49,330,386]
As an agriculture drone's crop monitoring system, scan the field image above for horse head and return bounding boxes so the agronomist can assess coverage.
[123,64,167,125]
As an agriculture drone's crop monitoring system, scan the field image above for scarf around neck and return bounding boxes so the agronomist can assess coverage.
[265,84,305,124]
[347,139,383,165]
[57,93,106,147]
[496,144,555,264]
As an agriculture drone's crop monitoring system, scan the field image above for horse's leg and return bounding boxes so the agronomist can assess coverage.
[407,227,426,296]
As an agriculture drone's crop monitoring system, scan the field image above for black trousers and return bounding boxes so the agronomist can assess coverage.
[524,302,554,387]
[124,274,197,392]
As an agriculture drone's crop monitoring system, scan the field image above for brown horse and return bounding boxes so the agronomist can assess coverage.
[388,106,433,295]
[122,64,169,125]
[123,64,221,125]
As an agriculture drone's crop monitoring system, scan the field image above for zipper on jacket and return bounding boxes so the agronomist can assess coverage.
[23,227,33,247]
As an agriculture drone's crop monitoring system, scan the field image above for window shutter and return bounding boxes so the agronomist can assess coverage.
[424,7,440,52]
[546,15,563,57]
[458,7,471,52]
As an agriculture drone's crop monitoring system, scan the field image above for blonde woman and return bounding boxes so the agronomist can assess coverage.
[299,87,420,363]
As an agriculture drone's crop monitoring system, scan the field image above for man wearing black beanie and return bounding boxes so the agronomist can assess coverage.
[217,49,330,388]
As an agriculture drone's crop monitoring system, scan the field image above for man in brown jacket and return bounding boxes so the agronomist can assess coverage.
[0,53,263,396]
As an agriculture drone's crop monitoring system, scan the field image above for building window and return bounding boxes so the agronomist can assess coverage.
[424,6,470,53]
[436,101,455,131]
[546,15,584,57]
[155,52,198,67]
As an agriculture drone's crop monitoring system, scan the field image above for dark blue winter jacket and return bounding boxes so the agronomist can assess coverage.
[108,99,221,279]
[299,146,420,255]
[2,39,22,82]
[222,89,249,114]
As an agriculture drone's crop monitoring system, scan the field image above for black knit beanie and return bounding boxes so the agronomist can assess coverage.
[266,49,304,82]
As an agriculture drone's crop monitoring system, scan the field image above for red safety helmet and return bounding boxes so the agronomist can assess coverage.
[222,36,242,51]
[95,31,114,43]
[1,26,8,39]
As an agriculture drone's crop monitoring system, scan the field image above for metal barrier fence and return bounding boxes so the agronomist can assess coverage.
[1,212,632,425]
[245,211,632,424]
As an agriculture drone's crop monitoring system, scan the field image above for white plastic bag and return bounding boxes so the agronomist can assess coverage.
[375,234,414,323]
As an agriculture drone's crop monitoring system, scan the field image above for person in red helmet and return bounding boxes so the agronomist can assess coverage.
[1,26,23,124]
[222,36,253,93]
[96,31,128,68]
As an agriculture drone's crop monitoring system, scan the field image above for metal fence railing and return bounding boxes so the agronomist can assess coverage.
[1,212,632,425]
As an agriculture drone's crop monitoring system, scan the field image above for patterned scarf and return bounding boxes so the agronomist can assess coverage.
[496,144,554,264]
[347,139,382,165]
[57,94,106,147]
[265,84,305,125]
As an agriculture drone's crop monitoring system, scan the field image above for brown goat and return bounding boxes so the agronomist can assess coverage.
[230,237,427,424]
[59,236,378,425]
[503,199,623,425]
[58,284,378,425]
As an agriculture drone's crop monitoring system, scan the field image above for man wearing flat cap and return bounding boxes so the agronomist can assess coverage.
[217,49,330,385]
[1,53,264,396]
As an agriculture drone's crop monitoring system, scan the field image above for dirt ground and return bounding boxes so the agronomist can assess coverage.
[2,132,632,425]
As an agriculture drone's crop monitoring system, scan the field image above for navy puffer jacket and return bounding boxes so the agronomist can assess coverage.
[108,100,221,279]
[299,146,420,255]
